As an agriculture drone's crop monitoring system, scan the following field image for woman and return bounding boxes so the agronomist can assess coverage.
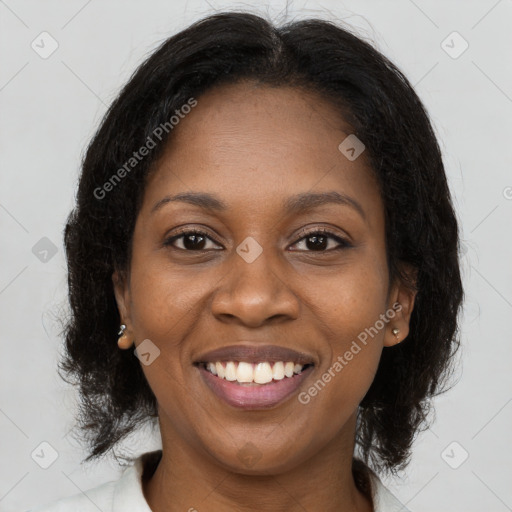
[30,11,463,512]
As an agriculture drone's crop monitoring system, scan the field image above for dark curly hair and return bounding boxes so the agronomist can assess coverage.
[59,11,464,476]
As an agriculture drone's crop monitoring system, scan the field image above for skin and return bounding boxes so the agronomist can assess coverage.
[113,81,417,512]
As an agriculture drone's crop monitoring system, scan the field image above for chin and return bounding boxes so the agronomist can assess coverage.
[200,435,317,476]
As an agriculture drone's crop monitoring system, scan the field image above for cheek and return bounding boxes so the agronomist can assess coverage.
[303,261,388,395]
[127,261,197,426]
[307,258,389,337]
[128,256,208,340]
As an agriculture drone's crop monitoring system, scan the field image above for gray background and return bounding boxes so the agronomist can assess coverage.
[1,0,511,511]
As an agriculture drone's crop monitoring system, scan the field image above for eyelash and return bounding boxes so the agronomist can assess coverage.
[164,227,352,252]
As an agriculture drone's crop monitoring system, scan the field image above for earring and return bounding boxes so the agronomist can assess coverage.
[117,324,133,349]
[391,327,400,339]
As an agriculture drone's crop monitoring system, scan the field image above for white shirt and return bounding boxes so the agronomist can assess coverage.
[28,450,411,512]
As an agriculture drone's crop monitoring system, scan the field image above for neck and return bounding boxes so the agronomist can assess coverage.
[143,413,373,512]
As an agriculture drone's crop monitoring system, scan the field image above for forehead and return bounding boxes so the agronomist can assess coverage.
[142,82,382,223]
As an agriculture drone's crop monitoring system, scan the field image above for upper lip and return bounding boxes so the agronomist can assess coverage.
[194,344,316,365]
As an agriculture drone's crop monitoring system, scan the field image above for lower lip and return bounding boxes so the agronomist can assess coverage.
[196,364,314,410]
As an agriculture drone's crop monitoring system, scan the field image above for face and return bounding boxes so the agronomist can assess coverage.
[113,81,416,475]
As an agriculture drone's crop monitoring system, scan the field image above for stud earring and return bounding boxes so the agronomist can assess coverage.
[391,327,400,339]
[117,324,133,349]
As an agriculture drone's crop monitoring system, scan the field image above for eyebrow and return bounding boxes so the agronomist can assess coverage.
[151,191,366,221]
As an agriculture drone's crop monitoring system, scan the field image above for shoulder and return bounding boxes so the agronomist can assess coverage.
[368,470,411,512]
[26,451,161,512]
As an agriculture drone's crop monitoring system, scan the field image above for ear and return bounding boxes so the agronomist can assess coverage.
[112,269,132,329]
[384,264,418,347]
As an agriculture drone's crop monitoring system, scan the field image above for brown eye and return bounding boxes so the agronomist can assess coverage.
[290,229,352,252]
[164,229,223,251]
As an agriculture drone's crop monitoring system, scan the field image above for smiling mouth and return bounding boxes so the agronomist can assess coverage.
[192,344,316,408]
[195,361,314,385]
[194,361,315,410]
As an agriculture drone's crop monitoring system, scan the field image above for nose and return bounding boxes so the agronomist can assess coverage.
[211,248,300,328]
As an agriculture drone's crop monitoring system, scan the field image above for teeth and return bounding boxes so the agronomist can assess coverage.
[215,362,225,379]
[203,361,310,384]
[272,361,285,380]
[225,361,237,381]
[254,362,273,384]
[284,361,294,378]
[236,362,254,383]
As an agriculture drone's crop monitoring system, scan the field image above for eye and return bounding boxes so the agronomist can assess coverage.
[164,229,223,251]
[164,227,352,252]
[290,228,352,252]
